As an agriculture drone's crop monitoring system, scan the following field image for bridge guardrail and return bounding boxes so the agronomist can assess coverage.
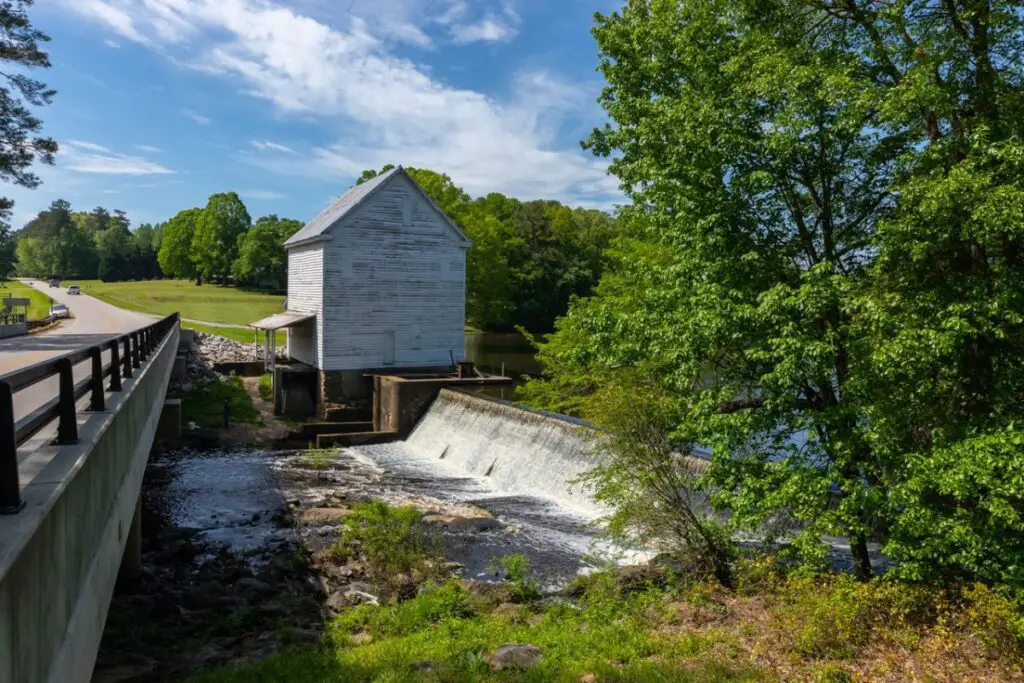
[0,312,180,514]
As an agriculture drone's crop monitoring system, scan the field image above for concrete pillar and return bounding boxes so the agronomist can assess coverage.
[117,497,142,585]
[157,399,181,444]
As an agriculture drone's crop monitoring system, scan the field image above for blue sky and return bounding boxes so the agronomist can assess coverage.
[9,0,624,230]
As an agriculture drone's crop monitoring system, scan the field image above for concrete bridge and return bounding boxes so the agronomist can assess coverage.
[0,314,180,683]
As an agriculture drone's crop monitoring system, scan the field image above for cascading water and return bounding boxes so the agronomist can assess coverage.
[402,389,605,516]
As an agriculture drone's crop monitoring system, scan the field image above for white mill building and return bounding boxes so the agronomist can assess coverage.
[251,166,472,408]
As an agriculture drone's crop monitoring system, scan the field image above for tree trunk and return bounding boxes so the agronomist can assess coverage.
[850,533,872,580]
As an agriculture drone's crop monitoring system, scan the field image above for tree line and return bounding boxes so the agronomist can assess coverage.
[9,174,617,333]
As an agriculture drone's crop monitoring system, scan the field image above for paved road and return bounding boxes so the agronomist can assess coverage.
[0,280,154,424]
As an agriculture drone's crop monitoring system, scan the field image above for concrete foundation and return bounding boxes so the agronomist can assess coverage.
[117,498,142,585]
[372,373,513,437]
[157,399,182,445]
[319,370,370,406]
[275,364,318,419]
[0,322,27,339]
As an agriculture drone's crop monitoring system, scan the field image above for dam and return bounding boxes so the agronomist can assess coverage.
[159,389,629,588]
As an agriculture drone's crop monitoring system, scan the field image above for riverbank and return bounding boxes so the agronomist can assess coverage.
[91,381,1024,682]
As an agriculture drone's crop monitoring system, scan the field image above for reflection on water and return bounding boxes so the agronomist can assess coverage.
[465,330,541,401]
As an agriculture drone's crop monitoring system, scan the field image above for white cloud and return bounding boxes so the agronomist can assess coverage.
[250,140,296,154]
[66,139,112,153]
[104,39,120,48]
[135,144,163,153]
[61,140,176,175]
[62,0,619,205]
[181,108,211,125]
[449,18,516,44]
[242,190,287,200]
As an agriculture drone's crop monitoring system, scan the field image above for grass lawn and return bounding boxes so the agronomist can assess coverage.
[1,280,53,320]
[75,279,285,326]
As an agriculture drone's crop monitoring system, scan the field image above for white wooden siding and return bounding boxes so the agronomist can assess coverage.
[286,245,324,367]
[317,173,468,371]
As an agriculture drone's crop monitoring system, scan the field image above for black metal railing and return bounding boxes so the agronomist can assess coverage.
[0,313,179,514]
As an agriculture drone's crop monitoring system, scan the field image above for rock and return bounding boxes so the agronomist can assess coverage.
[616,564,668,592]
[448,516,503,533]
[580,674,598,683]
[92,656,159,683]
[235,578,272,596]
[348,631,373,646]
[459,579,515,605]
[393,573,417,600]
[492,602,521,618]
[326,591,348,613]
[410,661,434,672]
[487,644,542,671]
[344,589,380,606]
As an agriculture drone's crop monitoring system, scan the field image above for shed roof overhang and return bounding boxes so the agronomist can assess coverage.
[249,311,316,331]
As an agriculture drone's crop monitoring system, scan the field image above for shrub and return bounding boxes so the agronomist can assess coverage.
[182,374,260,427]
[330,501,442,582]
[258,373,272,401]
[488,553,540,602]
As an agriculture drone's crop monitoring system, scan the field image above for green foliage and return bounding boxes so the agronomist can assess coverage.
[192,192,251,283]
[525,0,1024,588]
[487,554,540,602]
[232,214,300,290]
[0,279,50,319]
[181,375,260,428]
[158,208,202,280]
[0,1,57,247]
[257,373,272,401]
[330,501,442,581]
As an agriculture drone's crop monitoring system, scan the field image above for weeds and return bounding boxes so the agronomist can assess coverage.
[329,501,443,586]
[182,374,260,428]
[258,373,272,401]
[487,554,540,602]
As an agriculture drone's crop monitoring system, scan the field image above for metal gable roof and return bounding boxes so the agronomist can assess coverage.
[283,166,472,248]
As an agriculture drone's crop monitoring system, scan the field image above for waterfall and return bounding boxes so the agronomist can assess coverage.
[404,389,605,514]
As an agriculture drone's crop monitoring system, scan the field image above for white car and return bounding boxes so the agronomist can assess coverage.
[67,285,81,295]
[49,303,70,319]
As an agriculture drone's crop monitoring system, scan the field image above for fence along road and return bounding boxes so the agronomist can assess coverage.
[0,281,154,426]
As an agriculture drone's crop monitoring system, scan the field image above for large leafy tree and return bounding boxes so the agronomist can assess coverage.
[158,208,202,280]
[0,0,56,249]
[232,214,301,289]
[192,192,251,283]
[525,0,1024,583]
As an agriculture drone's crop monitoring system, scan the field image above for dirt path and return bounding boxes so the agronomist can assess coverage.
[215,377,295,445]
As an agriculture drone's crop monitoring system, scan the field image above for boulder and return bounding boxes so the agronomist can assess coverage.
[487,644,542,671]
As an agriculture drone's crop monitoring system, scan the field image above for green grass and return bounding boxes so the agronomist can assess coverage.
[2,280,53,320]
[182,375,261,428]
[258,373,273,401]
[75,279,285,326]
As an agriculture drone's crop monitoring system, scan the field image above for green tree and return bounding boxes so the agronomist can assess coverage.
[13,234,41,276]
[526,0,1024,586]
[132,223,160,279]
[232,214,301,289]
[95,223,133,282]
[0,1,57,234]
[191,192,250,283]
[157,208,201,280]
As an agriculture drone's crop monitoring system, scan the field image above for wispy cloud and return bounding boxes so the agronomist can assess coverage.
[250,140,296,154]
[241,190,287,201]
[135,144,163,153]
[104,39,120,48]
[62,0,619,205]
[181,108,211,125]
[61,140,175,175]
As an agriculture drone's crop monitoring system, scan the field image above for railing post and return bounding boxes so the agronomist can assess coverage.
[89,346,105,411]
[132,333,141,368]
[56,357,78,444]
[109,339,122,391]
[122,336,133,379]
[0,381,24,514]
